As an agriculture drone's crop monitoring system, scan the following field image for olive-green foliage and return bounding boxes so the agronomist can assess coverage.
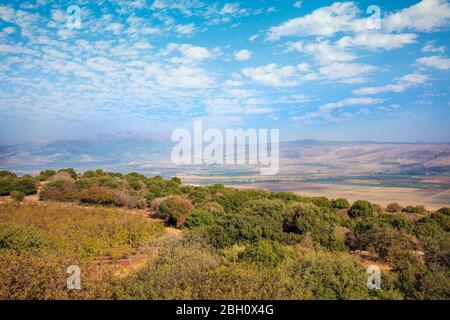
[11,176,37,195]
[0,202,164,260]
[0,223,46,253]
[332,198,350,209]
[39,179,80,202]
[269,191,306,203]
[350,217,418,261]
[309,196,332,208]
[0,177,14,196]
[1,169,448,300]
[156,196,194,227]
[189,200,287,249]
[379,213,414,233]
[38,169,56,181]
[348,200,374,219]
[239,240,287,266]
[283,203,344,250]
[184,209,216,229]
[280,252,371,300]
[57,168,78,179]
[436,207,450,216]
[414,216,446,239]
[402,205,427,214]
[116,237,221,299]
[0,171,17,178]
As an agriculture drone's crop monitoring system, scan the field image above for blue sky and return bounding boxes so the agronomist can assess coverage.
[0,0,449,143]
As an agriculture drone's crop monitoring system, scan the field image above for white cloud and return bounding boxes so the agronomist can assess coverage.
[224,79,244,86]
[290,40,356,64]
[175,23,195,35]
[167,43,212,63]
[319,62,377,83]
[144,63,215,88]
[422,42,446,54]
[293,97,382,122]
[417,55,450,70]
[220,3,241,15]
[267,2,363,39]
[294,1,303,9]
[51,9,66,23]
[354,72,430,95]
[234,49,252,61]
[337,33,417,51]
[249,34,259,41]
[384,0,450,32]
[242,63,307,86]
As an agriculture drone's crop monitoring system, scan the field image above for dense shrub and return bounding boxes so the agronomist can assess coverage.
[201,201,225,213]
[348,200,374,219]
[184,209,216,229]
[332,198,350,209]
[239,240,287,266]
[436,207,450,216]
[0,177,13,196]
[350,218,419,260]
[0,224,46,253]
[57,168,78,179]
[11,177,37,195]
[79,186,138,208]
[309,196,332,208]
[386,202,403,213]
[281,252,371,300]
[38,169,56,181]
[283,203,343,250]
[414,216,445,239]
[379,213,414,233]
[156,196,194,228]
[39,179,80,202]
[269,191,305,203]
[402,205,427,214]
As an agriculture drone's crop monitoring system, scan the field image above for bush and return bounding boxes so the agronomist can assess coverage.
[39,179,80,202]
[38,169,56,181]
[239,240,287,267]
[436,207,450,216]
[0,224,46,253]
[57,168,78,179]
[309,196,332,208]
[11,177,37,195]
[201,201,225,213]
[156,196,194,228]
[0,177,14,196]
[402,205,427,214]
[348,200,374,219]
[11,191,25,202]
[79,186,136,208]
[332,198,350,209]
[281,252,371,299]
[386,202,403,213]
[283,203,343,250]
[414,216,445,239]
[184,209,216,229]
[379,213,413,233]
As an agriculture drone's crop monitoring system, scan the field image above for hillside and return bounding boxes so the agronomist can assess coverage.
[0,169,448,300]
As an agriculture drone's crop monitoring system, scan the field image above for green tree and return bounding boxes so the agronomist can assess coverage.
[348,200,374,219]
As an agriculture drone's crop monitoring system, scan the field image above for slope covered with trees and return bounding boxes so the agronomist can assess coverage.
[0,169,448,300]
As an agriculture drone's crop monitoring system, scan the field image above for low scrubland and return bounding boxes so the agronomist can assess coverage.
[0,169,448,300]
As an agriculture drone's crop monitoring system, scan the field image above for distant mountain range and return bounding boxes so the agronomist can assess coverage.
[1,137,450,179]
